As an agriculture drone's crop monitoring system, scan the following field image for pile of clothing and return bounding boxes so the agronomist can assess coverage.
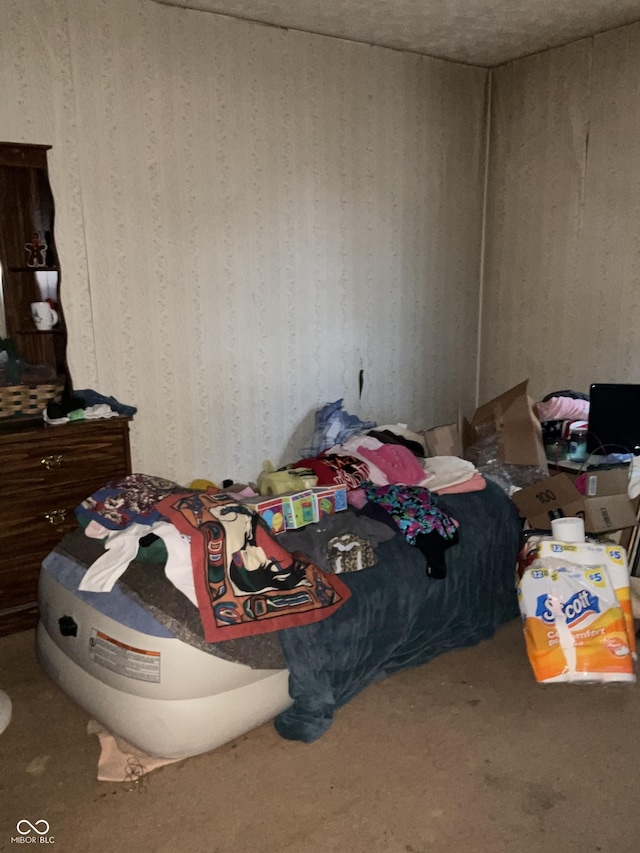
[72,401,490,648]
[285,400,487,580]
[45,389,137,425]
[74,474,352,644]
[535,389,591,464]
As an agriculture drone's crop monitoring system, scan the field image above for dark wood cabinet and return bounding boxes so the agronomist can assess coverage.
[0,142,134,635]
[0,418,132,636]
[0,142,68,383]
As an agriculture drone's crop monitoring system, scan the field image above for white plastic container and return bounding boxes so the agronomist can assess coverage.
[568,422,589,462]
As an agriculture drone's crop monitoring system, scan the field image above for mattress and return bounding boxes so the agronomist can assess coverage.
[36,479,522,753]
[36,549,291,759]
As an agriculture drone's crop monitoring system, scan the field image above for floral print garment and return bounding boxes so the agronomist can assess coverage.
[363,482,458,544]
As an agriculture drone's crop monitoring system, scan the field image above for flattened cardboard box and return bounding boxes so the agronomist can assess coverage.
[511,472,637,534]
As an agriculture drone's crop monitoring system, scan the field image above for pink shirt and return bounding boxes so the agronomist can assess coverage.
[357,442,427,485]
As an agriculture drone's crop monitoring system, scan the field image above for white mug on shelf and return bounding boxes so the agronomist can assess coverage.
[30,301,58,331]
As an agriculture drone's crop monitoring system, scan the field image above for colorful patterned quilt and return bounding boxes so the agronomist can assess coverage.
[156,491,351,642]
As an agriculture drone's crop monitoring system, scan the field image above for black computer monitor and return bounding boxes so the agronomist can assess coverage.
[587,383,640,455]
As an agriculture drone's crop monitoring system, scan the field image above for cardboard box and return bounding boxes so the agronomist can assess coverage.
[511,471,637,534]
[464,380,548,472]
[240,495,286,534]
[581,467,629,498]
[424,423,463,458]
[281,489,319,529]
[312,484,348,516]
[424,381,547,469]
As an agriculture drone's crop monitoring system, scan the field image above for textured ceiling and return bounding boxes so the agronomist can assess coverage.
[152,0,640,66]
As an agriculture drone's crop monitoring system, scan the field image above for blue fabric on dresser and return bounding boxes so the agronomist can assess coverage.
[274,479,521,743]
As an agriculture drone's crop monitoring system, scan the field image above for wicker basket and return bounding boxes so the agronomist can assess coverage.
[0,378,65,419]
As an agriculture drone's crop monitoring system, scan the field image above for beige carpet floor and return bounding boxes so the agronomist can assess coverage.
[1,619,639,853]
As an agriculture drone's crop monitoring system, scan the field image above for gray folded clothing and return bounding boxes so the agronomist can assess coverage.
[278,510,396,572]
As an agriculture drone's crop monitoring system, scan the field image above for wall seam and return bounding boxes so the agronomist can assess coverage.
[62,0,100,391]
[475,67,492,408]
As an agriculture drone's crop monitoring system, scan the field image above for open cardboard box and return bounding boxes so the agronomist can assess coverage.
[511,468,637,534]
[464,379,548,470]
[425,380,548,472]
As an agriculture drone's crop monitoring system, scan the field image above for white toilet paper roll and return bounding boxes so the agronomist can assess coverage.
[551,517,585,543]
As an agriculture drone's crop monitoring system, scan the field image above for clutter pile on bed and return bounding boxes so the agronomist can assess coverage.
[36,402,523,766]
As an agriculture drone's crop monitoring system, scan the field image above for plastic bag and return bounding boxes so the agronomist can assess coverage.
[464,421,547,493]
[257,461,318,496]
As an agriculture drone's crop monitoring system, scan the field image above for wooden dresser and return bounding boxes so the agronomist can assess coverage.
[0,417,131,636]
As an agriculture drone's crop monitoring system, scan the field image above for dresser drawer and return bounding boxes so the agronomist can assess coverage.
[2,480,103,537]
[0,417,132,635]
[0,418,131,494]
[1,500,80,609]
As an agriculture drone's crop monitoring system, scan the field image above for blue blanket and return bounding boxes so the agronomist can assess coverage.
[275,480,521,742]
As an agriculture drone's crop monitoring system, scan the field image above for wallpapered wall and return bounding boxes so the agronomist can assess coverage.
[482,24,640,404]
[0,0,487,485]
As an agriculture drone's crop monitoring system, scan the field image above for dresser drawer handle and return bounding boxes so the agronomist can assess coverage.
[41,454,64,470]
[44,509,67,526]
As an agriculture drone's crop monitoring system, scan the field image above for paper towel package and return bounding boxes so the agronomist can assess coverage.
[311,485,348,517]
[280,490,319,529]
[240,495,286,534]
[518,558,635,683]
[534,539,636,658]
